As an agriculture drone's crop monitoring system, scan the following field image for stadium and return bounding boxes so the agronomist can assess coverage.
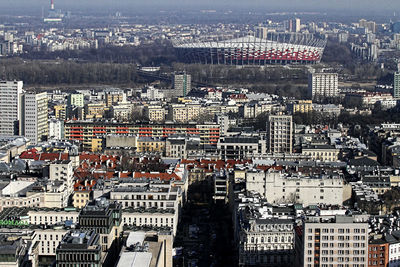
[173,33,327,65]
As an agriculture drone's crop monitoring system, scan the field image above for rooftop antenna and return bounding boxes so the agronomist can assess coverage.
[51,0,55,10]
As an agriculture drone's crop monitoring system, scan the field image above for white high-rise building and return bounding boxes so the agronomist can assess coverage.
[22,92,48,144]
[266,115,293,154]
[0,81,23,136]
[294,18,301,32]
[309,72,339,101]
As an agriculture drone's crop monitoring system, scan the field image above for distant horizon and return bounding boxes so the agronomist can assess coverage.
[0,0,399,14]
[0,0,398,24]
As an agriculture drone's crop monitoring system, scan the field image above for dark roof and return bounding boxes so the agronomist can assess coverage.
[348,157,380,167]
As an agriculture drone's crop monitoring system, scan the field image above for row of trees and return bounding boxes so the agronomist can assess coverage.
[0,58,144,85]
[23,39,177,65]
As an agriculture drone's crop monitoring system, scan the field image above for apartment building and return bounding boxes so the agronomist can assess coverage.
[54,104,66,120]
[49,160,74,195]
[245,170,345,206]
[301,144,340,162]
[296,214,369,267]
[67,93,84,107]
[109,180,181,213]
[234,192,296,267]
[105,90,126,107]
[0,179,72,211]
[173,73,191,97]
[22,91,48,144]
[266,115,293,154]
[85,103,107,119]
[240,102,275,118]
[394,72,400,99]
[309,72,339,101]
[217,134,267,160]
[112,103,134,121]
[64,121,220,150]
[122,208,178,236]
[0,81,23,136]
[136,137,165,153]
[288,100,313,114]
[168,103,201,123]
[144,105,167,122]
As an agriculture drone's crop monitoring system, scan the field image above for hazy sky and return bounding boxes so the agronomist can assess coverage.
[0,0,399,17]
[0,0,399,10]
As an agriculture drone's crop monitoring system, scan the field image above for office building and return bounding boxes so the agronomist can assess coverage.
[0,234,33,267]
[56,230,101,267]
[0,81,23,136]
[79,198,122,263]
[22,92,48,144]
[173,73,191,97]
[308,72,339,101]
[266,115,293,154]
[67,93,84,107]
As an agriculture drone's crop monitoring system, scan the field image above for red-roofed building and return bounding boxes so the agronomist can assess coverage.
[73,179,96,208]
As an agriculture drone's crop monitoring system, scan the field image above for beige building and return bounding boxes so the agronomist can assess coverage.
[54,104,66,120]
[85,103,107,119]
[34,228,69,256]
[301,145,340,162]
[106,91,126,107]
[168,103,201,123]
[288,100,313,114]
[296,214,369,267]
[241,102,275,118]
[136,137,165,153]
[144,105,166,122]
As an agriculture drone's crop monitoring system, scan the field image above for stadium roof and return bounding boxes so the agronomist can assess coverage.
[173,34,326,49]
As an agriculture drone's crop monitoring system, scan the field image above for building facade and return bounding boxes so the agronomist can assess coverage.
[266,115,293,154]
[22,92,48,144]
[173,73,191,97]
[245,170,344,206]
[309,72,339,101]
[0,81,23,136]
[297,215,369,267]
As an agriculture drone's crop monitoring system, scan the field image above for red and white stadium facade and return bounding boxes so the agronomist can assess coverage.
[173,35,326,65]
